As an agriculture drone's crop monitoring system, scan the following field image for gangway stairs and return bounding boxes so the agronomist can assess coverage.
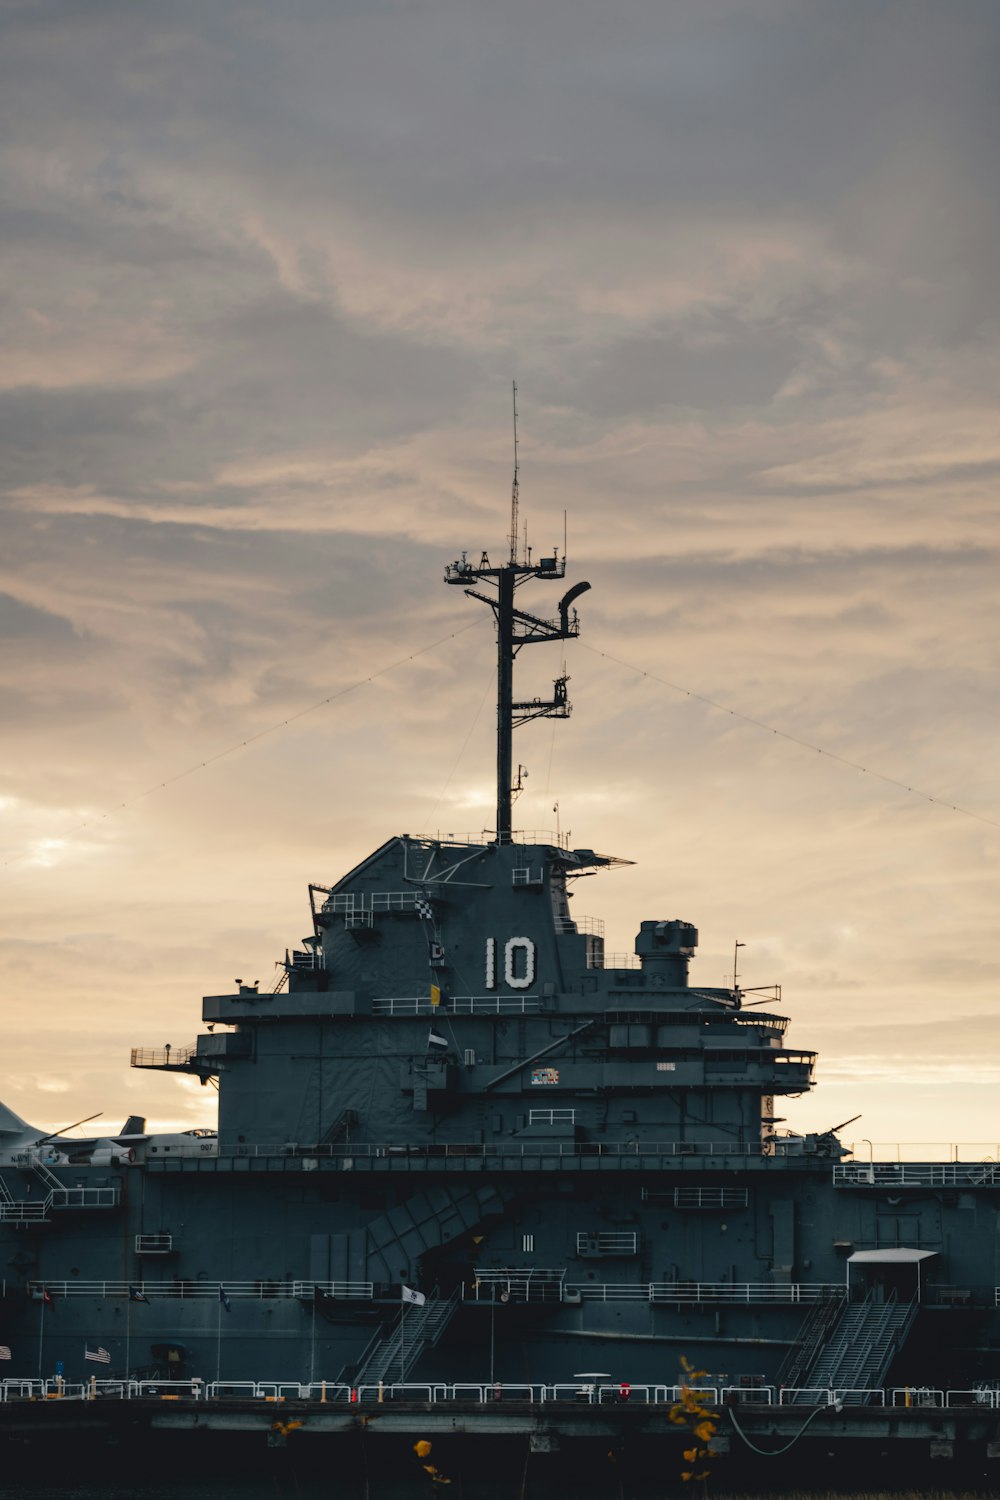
[352,1287,460,1387]
[789,1290,917,1404]
[777,1291,845,1390]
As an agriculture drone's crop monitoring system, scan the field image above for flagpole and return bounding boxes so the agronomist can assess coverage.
[125,1293,131,1379]
[490,1285,496,1386]
[216,1294,222,1382]
[310,1290,317,1385]
[37,1294,44,1379]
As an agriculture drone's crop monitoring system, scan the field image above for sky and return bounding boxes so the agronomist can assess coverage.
[2,0,999,1154]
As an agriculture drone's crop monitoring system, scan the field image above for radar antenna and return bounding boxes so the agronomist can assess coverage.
[444,395,591,843]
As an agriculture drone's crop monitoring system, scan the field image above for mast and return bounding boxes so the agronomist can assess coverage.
[496,561,516,839]
[444,390,591,842]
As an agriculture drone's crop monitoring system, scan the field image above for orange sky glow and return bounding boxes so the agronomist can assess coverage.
[2,2,999,1158]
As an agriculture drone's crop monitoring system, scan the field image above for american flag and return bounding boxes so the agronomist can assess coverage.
[0,1345,11,1360]
[85,1346,111,1364]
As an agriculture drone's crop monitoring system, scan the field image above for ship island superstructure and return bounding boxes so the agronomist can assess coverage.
[2,515,1000,1481]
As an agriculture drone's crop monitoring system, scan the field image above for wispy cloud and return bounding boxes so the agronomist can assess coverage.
[1,1,998,1137]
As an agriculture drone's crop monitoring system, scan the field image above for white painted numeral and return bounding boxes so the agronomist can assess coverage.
[484,935,537,990]
[504,936,535,990]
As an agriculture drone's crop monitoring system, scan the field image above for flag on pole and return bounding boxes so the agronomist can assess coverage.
[428,1030,448,1050]
[128,1286,149,1304]
[0,1345,11,1360]
[401,1286,426,1306]
[429,984,442,1008]
[218,1286,231,1312]
[85,1346,111,1364]
[415,899,434,920]
[41,1287,53,1306]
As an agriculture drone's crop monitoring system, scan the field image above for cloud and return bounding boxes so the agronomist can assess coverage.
[1,0,998,1139]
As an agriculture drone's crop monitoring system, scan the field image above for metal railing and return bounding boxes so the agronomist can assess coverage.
[143,1139,1000,1170]
[466,1270,565,1303]
[570,916,605,938]
[26,1280,374,1301]
[0,1184,119,1224]
[325,892,419,914]
[7,1378,999,1408]
[413,829,571,850]
[577,1230,639,1256]
[130,1046,197,1069]
[779,1386,885,1406]
[226,1138,809,1161]
[649,1282,844,1305]
[671,1186,750,1209]
[24,1276,848,1307]
[842,1143,1000,1163]
[0,1378,703,1405]
[371,995,543,1016]
[135,1234,173,1254]
[835,1162,1000,1187]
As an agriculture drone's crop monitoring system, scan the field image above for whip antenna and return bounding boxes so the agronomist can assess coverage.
[509,381,519,564]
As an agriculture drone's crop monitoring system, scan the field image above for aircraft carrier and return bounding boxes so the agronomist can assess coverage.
[3,496,1000,1492]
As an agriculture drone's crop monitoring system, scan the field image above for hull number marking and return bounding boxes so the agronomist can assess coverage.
[484,936,536,990]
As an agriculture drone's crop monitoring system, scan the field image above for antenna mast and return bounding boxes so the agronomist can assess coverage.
[509,382,520,564]
[444,395,592,842]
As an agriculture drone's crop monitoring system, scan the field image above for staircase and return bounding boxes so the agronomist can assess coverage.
[789,1290,917,1404]
[353,1287,460,1385]
[777,1292,846,1389]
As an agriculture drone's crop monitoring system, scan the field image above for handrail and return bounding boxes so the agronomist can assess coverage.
[0,1184,119,1224]
[128,1139,1000,1166]
[779,1387,887,1407]
[223,1139,840,1160]
[130,1046,198,1068]
[835,1162,1000,1186]
[840,1143,1000,1164]
[27,1279,373,1300]
[372,996,543,1015]
[3,1378,998,1408]
[26,1277,841,1305]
